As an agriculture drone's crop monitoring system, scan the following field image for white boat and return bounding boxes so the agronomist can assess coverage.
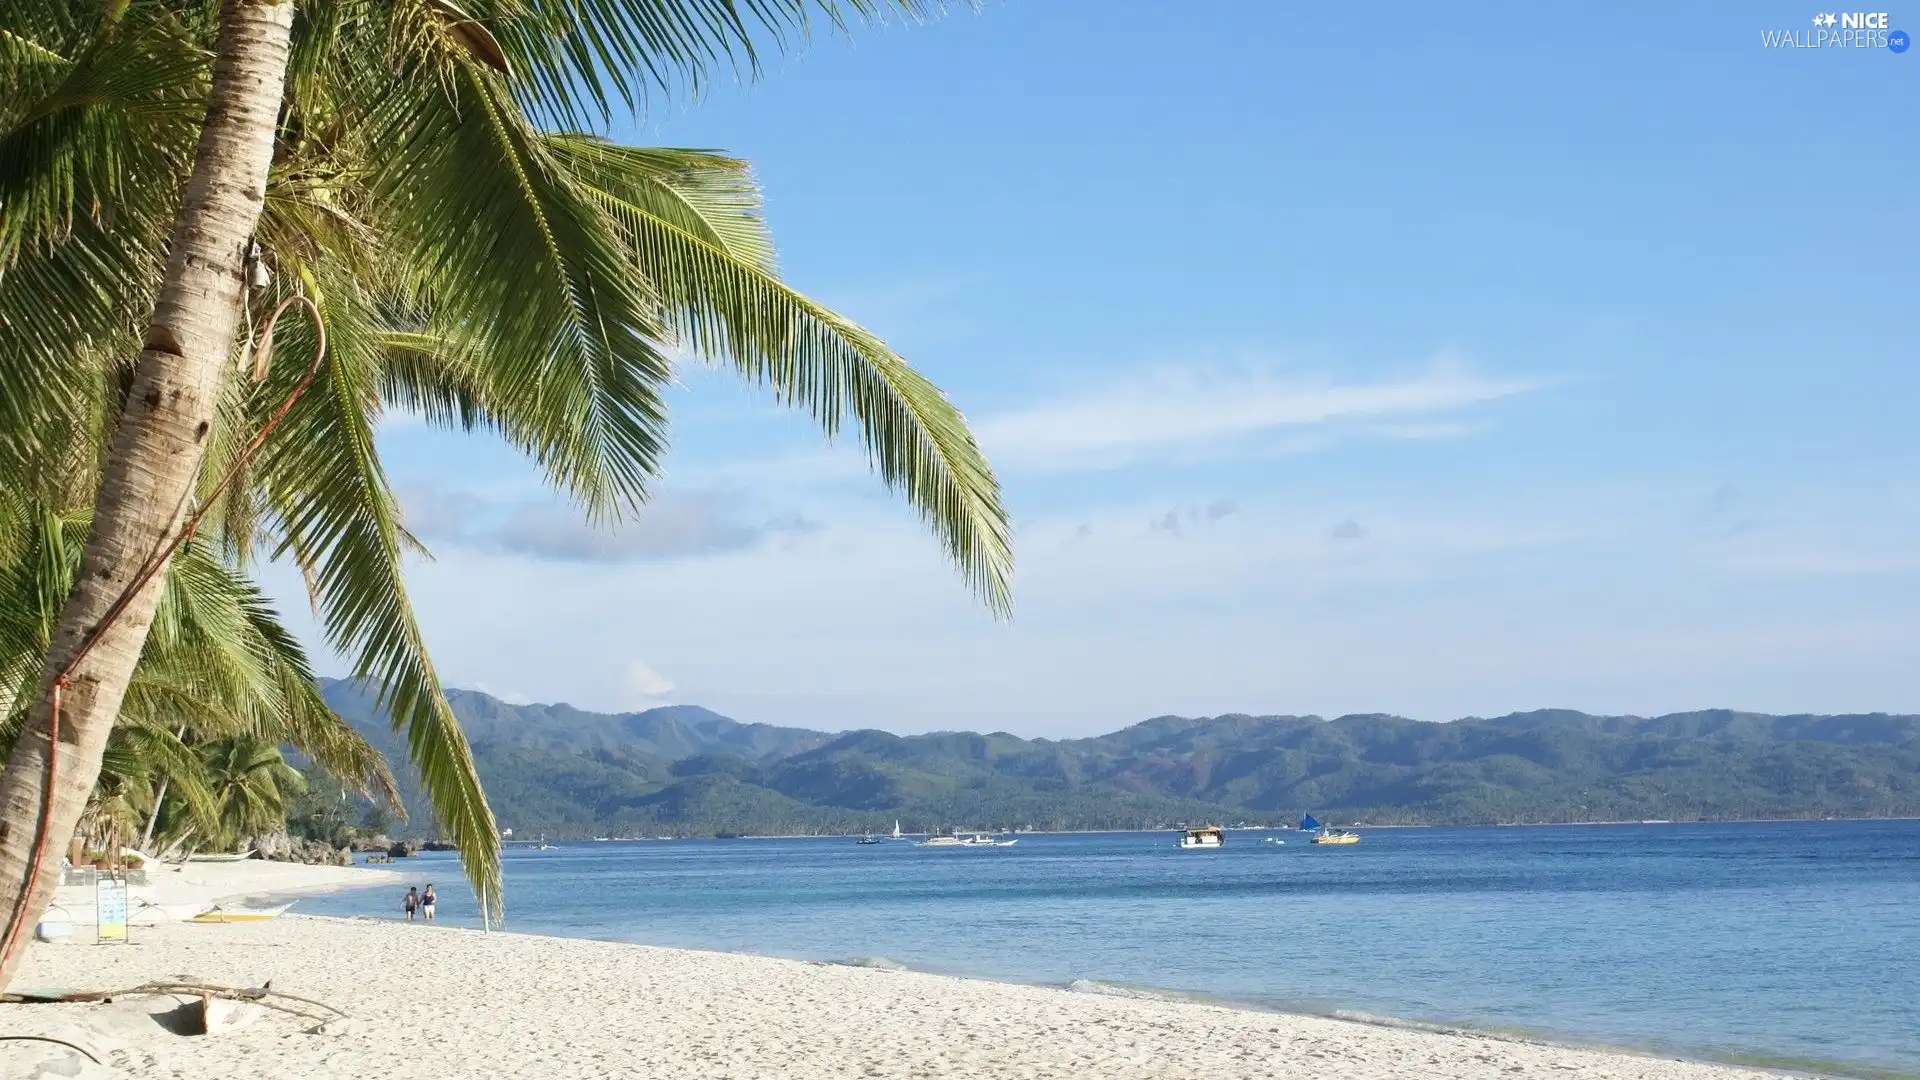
[186,850,254,863]
[1178,826,1224,849]
[891,820,903,840]
[916,835,964,847]
[133,900,215,925]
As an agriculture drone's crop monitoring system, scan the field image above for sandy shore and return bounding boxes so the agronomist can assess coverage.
[1,915,1793,1080]
[43,860,399,928]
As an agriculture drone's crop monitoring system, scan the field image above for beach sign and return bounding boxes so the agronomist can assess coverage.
[96,876,128,943]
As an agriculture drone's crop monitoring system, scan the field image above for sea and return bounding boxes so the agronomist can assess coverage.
[297,820,1920,1078]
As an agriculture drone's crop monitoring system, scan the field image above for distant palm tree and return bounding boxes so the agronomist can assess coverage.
[0,0,1007,984]
[200,735,307,852]
[0,492,399,857]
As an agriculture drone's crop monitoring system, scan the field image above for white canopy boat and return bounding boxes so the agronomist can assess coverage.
[1178,826,1224,849]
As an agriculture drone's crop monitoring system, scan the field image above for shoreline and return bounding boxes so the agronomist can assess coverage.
[703,940,1899,1080]
[42,860,399,929]
[5,914,1822,1080]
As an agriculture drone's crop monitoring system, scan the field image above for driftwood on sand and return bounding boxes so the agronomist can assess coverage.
[2,980,345,1028]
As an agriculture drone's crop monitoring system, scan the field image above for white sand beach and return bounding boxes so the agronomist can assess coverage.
[42,860,399,928]
[4,913,1793,1080]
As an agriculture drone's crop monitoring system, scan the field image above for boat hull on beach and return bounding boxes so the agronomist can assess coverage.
[189,903,294,924]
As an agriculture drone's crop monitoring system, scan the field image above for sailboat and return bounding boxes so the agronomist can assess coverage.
[891,820,903,840]
[1303,814,1358,845]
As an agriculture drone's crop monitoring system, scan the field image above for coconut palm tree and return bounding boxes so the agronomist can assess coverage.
[0,0,1008,984]
[1,491,400,859]
[198,735,307,851]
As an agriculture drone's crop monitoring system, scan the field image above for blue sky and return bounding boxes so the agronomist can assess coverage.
[279,1,1918,735]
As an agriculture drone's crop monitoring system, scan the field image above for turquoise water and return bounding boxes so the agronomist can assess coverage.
[300,820,1920,1077]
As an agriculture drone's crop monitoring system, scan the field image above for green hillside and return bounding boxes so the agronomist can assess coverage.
[316,680,1920,838]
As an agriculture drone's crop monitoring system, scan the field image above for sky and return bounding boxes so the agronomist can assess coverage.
[273,1,1918,736]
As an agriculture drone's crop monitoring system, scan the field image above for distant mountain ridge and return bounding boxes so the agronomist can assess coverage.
[314,679,1920,838]
[438,688,831,761]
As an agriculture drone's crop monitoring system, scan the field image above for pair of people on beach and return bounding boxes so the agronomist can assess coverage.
[402,885,438,922]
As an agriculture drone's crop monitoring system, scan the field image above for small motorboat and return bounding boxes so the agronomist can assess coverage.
[855,835,882,845]
[1261,836,1285,845]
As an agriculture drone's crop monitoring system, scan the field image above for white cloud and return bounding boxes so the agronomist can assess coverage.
[972,354,1548,472]
[471,683,533,706]
[625,661,677,706]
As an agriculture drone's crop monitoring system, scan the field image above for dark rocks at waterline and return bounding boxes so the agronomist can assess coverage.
[422,840,457,852]
[249,833,352,866]
[387,839,421,858]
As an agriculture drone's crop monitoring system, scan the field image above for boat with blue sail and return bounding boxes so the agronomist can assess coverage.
[1303,814,1358,845]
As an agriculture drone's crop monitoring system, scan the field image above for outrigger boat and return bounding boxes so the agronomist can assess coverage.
[185,850,255,863]
[188,902,294,923]
[1301,814,1359,845]
[916,833,1017,848]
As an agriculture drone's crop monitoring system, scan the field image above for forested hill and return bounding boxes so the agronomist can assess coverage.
[315,679,1920,838]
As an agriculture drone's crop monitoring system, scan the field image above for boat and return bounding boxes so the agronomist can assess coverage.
[188,902,293,923]
[1301,814,1358,845]
[186,850,254,863]
[917,833,1016,847]
[957,833,1018,847]
[1178,826,1224,849]
[855,835,881,845]
[1261,836,1285,845]
[891,820,903,840]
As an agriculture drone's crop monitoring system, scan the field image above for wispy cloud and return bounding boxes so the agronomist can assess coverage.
[972,354,1549,472]
[625,660,677,708]
[399,486,820,564]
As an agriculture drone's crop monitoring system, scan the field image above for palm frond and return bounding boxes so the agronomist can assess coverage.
[249,269,499,918]
[550,136,1012,609]
[367,64,673,522]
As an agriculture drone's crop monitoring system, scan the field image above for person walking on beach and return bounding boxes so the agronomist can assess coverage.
[402,886,419,922]
[421,884,438,922]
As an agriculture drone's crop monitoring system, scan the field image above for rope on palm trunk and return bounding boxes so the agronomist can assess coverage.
[0,295,328,968]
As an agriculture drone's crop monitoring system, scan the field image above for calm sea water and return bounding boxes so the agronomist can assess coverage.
[298,821,1920,1077]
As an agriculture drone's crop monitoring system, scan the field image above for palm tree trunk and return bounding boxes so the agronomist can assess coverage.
[138,725,188,853]
[0,0,296,988]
